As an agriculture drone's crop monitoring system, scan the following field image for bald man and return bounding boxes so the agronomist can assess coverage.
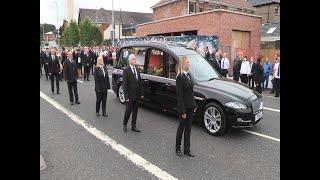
[122,53,144,132]
[64,50,80,105]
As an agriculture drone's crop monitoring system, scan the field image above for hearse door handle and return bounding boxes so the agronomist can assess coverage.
[143,79,149,83]
[165,83,172,87]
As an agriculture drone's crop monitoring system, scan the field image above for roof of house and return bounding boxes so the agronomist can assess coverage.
[248,0,280,7]
[151,0,254,9]
[261,22,280,41]
[78,8,153,25]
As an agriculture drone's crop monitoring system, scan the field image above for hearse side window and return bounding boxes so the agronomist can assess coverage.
[168,55,177,80]
[146,49,164,77]
[119,47,146,71]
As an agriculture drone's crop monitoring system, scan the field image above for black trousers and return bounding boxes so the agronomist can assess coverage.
[233,72,240,81]
[123,99,140,127]
[274,78,280,96]
[91,65,94,75]
[50,73,60,92]
[248,75,255,88]
[96,91,107,113]
[67,82,79,103]
[255,82,262,94]
[44,64,49,80]
[176,108,193,152]
[240,74,248,84]
[84,65,90,80]
[40,64,43,75]
[221,69,228,77]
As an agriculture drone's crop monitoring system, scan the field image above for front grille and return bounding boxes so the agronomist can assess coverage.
[252,98,262,114]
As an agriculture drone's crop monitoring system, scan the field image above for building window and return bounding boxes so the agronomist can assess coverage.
[275,5,279,15]
[189,1,196,14]
[209,4,220,10]
[199,3,204,12]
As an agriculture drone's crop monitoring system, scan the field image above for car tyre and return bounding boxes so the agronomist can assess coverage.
[202,102,227,136]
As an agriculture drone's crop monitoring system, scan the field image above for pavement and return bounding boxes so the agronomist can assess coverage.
[40,67,280,180]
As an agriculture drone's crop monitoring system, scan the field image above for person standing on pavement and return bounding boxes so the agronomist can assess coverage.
[82,47,91,82]
[220,53,230,77]
[43,48,50,80]
[262,57,272,90]
[272,56,280,97]
[204,46,210,61]
[240,56,250,84]
[248,57,255,88]
[122,53,144,133]
[94,55,110,117]
[64,50,80,105]
[233,52,242,81]
[74,49,82,78]
[175,56,196,157]
[40,49,45,77]
[48,49,61,94]
[252,58,264,93]
[270,55,278,93]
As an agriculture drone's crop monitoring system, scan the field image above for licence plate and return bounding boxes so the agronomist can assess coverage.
[255,111,263,121]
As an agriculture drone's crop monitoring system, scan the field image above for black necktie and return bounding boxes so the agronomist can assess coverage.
[133,67,138,80]
[277,64,280,76]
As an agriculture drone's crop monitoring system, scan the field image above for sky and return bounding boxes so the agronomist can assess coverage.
[40,0,159,28]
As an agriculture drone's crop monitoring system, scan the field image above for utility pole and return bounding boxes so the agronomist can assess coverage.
[54,1,59,46]
[112,0,114,46]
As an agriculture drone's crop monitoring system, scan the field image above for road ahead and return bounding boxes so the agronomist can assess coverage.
[40,70,280,180]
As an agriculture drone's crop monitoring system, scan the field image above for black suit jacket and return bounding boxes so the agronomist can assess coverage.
[94,66,110,92]
[64,59,78,83]
[122,66,143,101]
[82,53,92,67]
[176,73,196,115]
[48,55,61,74]
[252,63,263,84]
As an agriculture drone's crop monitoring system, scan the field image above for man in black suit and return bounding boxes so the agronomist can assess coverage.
[90,47,97,75]
[122,53,144,133]
[233,52,242,81]
[175,56,196,157]
[40,49,45,77]
[64,50,80,105]
[82,47,91,81]
[211,52,221,74]
[204,46,210,61]
[48,49,61,94]
[43,48,50,80]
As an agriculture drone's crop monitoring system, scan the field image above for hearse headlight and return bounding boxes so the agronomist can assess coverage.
[225,102,247,109]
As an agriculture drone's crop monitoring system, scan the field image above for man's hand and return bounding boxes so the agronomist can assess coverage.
[194,108,197,113]
[181,114,186,119]
[125,99,129,102]
[141,96,144,99]
[49,73,52,75]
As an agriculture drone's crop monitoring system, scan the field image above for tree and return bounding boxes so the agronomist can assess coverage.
[79,19,103,46]
[91,26,103,46]
[66,20,80,47]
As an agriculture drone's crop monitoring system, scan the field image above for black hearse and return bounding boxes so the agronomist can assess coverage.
[112,42,263,136]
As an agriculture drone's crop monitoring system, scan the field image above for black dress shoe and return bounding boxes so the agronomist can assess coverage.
[57,92,60,95]
[96,112,100,116]
[76,101,81,104]
[87,79,90,81]
[71,102,74,105]
[184,151,195,157]
[123,126,127,132]
[176,149,182,156]
[132,127,141,132]
[52,91,54,94]
[102,113,108,117]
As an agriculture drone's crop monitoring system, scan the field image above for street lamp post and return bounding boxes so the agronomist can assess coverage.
[54,1,59,46]
[112,0,114,46]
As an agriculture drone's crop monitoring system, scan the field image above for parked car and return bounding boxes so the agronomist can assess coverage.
[112,42,263,136]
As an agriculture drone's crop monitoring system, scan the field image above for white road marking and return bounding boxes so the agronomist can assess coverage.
[242,129,280,142]
[263,107,280,112]
[77,80,84,83]
[40,91,177,180]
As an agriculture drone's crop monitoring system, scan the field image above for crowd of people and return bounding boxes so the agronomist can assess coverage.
[204,46,280,97]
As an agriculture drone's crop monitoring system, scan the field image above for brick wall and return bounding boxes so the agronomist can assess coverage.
[254,3,280,23]
[153,0,188,21]
[137,10,262,75]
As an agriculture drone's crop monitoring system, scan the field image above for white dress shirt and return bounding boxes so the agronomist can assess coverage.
[129,65,138,80]
[220,57,230,70]
[273,62,280,79]
[240,60,251,75]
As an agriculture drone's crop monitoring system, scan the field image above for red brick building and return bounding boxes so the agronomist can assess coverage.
[136,0,262,74]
